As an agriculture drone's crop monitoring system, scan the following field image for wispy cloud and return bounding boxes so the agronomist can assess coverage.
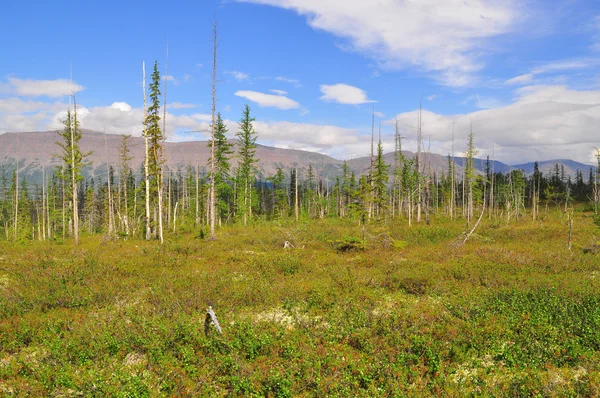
[239,0,525,87]
[169,102,197,109]
[226,71,250,81]
[505,58,600,85]
[2,77,85,98]
[275,76,301,87]
[270,89,287,95]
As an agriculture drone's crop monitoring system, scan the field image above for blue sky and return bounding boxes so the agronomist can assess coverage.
[1,0,600,164]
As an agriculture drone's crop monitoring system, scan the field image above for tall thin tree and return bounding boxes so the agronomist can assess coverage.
[209,16,218,239]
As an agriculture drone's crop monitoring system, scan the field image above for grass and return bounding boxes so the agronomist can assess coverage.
[1,211,600,396]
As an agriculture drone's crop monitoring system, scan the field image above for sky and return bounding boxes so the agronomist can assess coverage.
[1,0,600,165]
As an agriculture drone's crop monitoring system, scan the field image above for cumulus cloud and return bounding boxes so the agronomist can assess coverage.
[253,120,366,158]
[390,84,600,164]
[0,98,69,132]
[2,77,85,98]
[319,84,375,105]
[43,102,213,138]
[235,90,301,110]
[0,98,66,115]
[239,0,523,86]
[463,94,504,109]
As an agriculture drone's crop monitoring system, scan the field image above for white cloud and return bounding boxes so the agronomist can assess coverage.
[463,94,504,109]
[162,75,180,85]
[0,98,66,114]
[505,73,533,85]
[426,94,439,101]
[235,90,301,110]
[226,71,250,81]
[270,89,288,95]
[44,102,213,138]
[319,83,375,105]
[275,76,301,87]
[373,111,384,118]
[239,0,523,87]
[3,77,85,98]
[506,58,600,86]
[253,120,363,157]
[390,84,600,164]
[592,15,600,51]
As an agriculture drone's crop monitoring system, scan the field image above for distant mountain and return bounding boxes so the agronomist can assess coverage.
[0,131,594,189]
[513,159,595,178]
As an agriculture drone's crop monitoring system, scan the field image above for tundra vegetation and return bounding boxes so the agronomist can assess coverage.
[1,43,600,398]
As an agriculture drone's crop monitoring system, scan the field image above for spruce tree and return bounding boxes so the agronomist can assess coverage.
[464,128,478,224]
[235,104,258,225]
[144,61,164,242]
[208,113,233,223]
[56,103,91,245]
[373,140,389,218]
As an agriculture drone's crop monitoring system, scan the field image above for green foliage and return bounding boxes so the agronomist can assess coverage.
[235,104,258,223]
[330,235,367,252]
[2,214,600,395]
[208,112,234,221]
[145,61,164,194]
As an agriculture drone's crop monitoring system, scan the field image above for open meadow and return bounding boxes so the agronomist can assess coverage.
[1,211,600,397]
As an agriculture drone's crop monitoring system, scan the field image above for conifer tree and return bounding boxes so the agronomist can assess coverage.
[464,127,478,224]
[56,100,91,245]
[119,135,132,235]
[235,104,258,225]
[145,61,164,242]
[373,139,389,218]
[208,113,233,223]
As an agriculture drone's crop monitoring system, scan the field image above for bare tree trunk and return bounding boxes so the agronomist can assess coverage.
[173,201,178,233]
[104,129,115,237]
[369,106,375,220]
[450,123,455,220]
[295,167,299,223]
[209,16,218,239]
[167,172,172,229]
[143,61,151,240]
[490,144,495,220]
[72,97,79,246]
[416,100,423,223]
[61,171,65,240]
[195,163,200,225]
[13,135,19,240]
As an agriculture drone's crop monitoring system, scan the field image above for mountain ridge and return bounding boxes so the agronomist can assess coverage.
[0,130,595,186]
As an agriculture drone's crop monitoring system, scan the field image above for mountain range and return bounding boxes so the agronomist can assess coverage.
[0,130,595,188]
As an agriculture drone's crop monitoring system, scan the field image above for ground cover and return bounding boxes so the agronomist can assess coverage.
[1,211,599,396]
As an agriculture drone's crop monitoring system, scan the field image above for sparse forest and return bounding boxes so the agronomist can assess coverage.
[2,13,600,398]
